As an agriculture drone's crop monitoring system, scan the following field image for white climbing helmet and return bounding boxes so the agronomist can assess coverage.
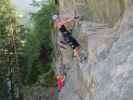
[52,14,58,20]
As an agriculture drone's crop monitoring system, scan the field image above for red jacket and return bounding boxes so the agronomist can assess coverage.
[57,79,63,92]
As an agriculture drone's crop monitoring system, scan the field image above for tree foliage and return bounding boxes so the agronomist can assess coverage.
[0,1,58,99]
[24,3,57,86]
[0,0,23,99]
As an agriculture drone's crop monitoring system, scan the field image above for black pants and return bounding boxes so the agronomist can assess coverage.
[67,36,80,49]
[59,25,80,49]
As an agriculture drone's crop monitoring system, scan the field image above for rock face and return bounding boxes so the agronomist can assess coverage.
[59,0,130,25]
[93,6,133,100]
[58,0,133,100]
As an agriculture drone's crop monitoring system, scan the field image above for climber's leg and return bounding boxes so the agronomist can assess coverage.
[58,41,67,49]
[59,44,67,49]
[74,47,80,60]
[67,36,80,60]
[60,40,67,45]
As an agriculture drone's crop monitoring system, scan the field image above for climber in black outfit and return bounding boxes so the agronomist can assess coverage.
[52,14,80,60]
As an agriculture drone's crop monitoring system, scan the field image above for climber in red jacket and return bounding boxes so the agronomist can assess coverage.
[56,74,65,92]
[52,14,80,61]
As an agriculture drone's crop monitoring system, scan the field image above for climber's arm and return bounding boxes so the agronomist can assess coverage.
[64,16,79,24]
[64,18,74,24]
